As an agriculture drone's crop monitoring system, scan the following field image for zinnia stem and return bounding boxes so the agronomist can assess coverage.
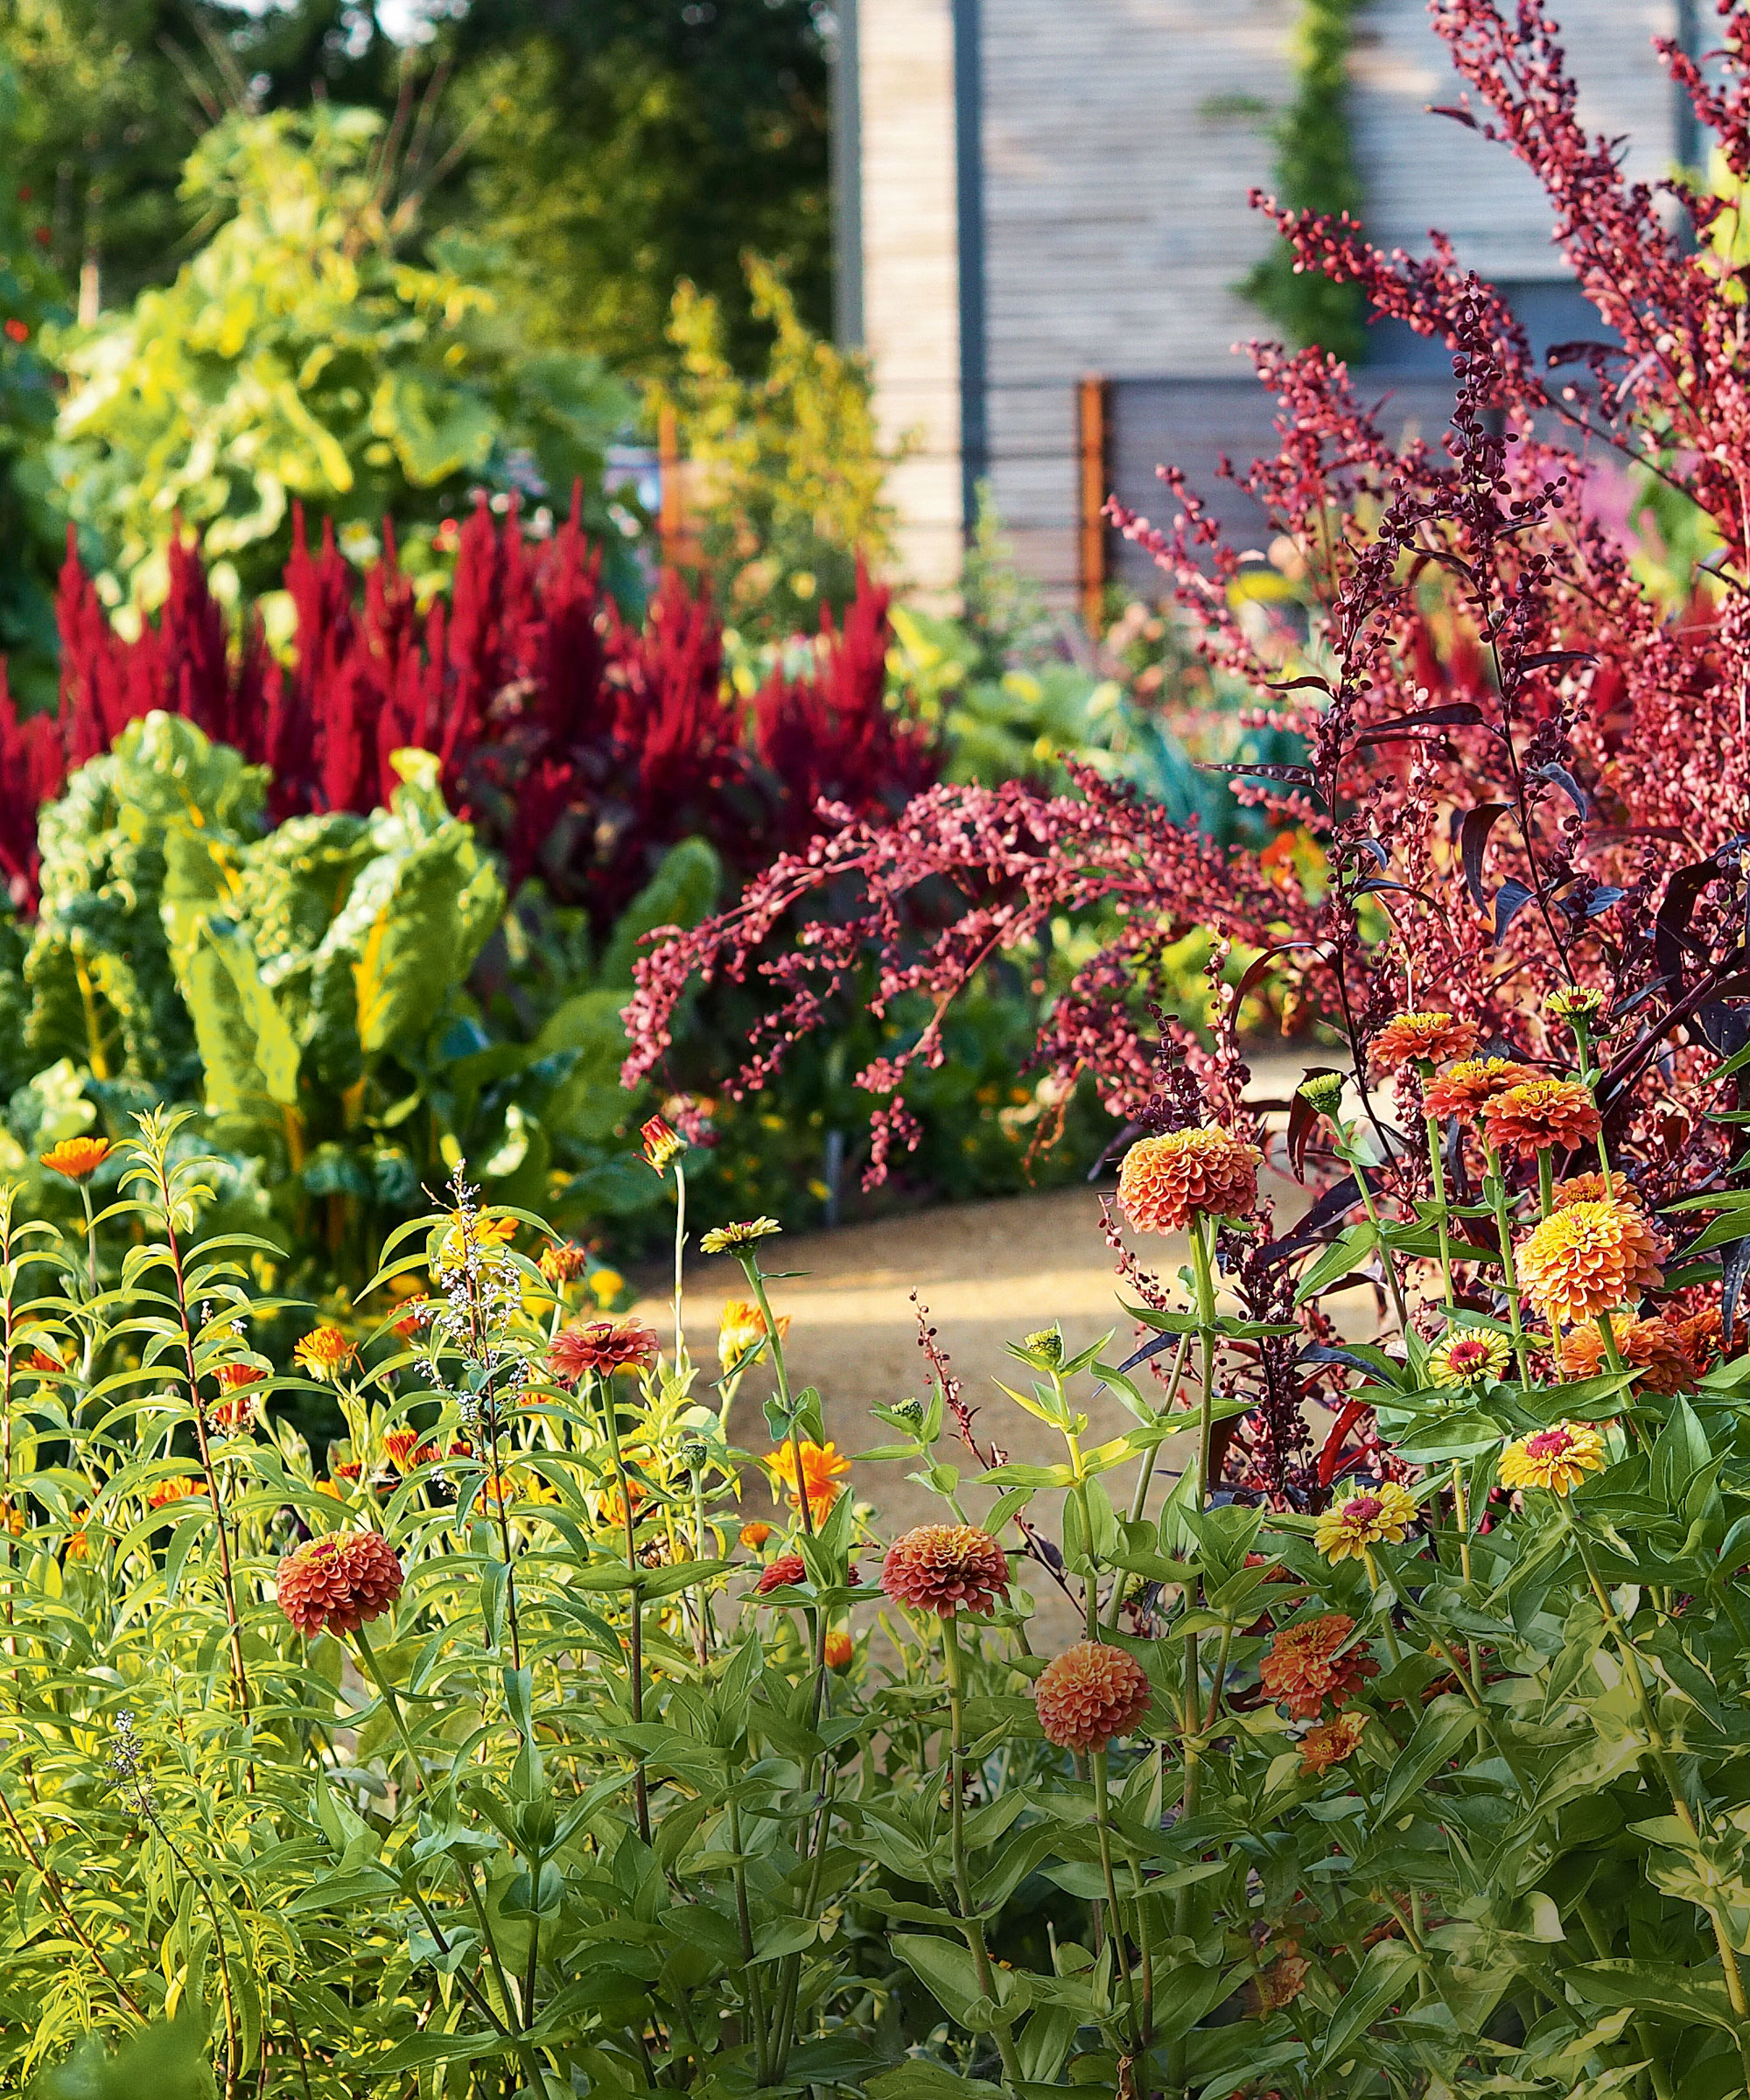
[1187,1215,1219,1507]
[1090,1748,1138,2044]
[1422,1105,1456,1308]
[1483,1147,1533,1384]
[592,1368,651,1844]
[672,1159,688,1368]
[1596,1308,1627,1375]
[942,1614,1026,2095]
[352,1619,424,1791]
[1536,1150,1555,1221]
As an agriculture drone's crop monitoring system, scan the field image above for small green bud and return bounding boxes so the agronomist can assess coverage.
[678,1438,710,1472]
[1022,1326,1065,1366]
[891,1396,926,1431]
[1297,1071,1346,1117]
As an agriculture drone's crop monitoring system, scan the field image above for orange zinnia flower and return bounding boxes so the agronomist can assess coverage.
[1299,1710,1367,1774]
[276,1530,403,1639]
[1116,1127,1262,1235]
[824,1629,855,1670]
[293,1326,357,1382]
[641,1115,685,1171]
[1517,1200,1664,1328]
[1259,1614,1378,1719]
[1556,1312,1705,1395]
[1035,1641,1154,1753]
[1371,1012,1480,1072]
[879,1524,1010,1618]
[147,1477,200,1510]
[1551,1171,1626,1211]
[40,1136,113,1181]
[391,1292,430,1340]
[767,1439,850,1526]
[382,1429,419,1470]
[1480,1078,1602,1158]
[739,1520,774,1550]
[1423,1058,1540,1124]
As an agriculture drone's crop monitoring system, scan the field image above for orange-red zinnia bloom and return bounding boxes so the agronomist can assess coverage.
[767,1439,850,1526]
[756,1553,808,1596]
[391,1292,430,1340]
[1116,1127,1262,1235]
[1372,1012,1480,1072]
[382,1429,419,1470]
[1480,1078,1603,1158]
[1299,1710,1367,1774]
[1035,1641,1153,1753]
[825,1629,855,1670]
[641,1116,684,1171]
[548,1318,661,1382]
[1552,1171,1639,1212]
[1517,1200,1665,1327]
[879,1525,1010,1618]
[40,1136,113,1180]
[147,1477,200,1510]
[1556,1312,1707,1395]
[739,1521,774,1550]
[276,1531,404,1638]
[1423,1058,1540,1125]
[1258,1614,1378,1720]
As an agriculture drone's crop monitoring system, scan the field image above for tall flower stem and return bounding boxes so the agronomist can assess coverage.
[592,1368,651,1844]
[942,1614,1025,2095]
[1186,1215,1220,1507]
[352,1619,424,1790]
[671,1159,688,1368]
[1090,1749,1138,2043]
[1422,1107,1456,1309]
[1483,1146,1533,1384]
[1536,1151,1556,1221]
[76,1177,100,1381]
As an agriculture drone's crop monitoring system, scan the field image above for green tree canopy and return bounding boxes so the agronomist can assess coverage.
[51,100,634,610]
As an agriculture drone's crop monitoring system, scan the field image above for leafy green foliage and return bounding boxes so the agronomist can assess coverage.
[1240,0,1368,358]
[655,256,899,640]
[50,102,634,609]
[452,0,831,378]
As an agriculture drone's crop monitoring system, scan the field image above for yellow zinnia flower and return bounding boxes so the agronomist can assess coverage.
[1313,1482,1418,1563]
[1499,1420,1606,1495]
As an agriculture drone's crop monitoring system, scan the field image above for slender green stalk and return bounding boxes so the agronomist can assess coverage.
[1536,1150,1555,1220]
[1483,1147,1533,1383]
[728,1791,772,2083]
[352,1619,424,1791]
[942,1615,1026,2096]
[672,1159,688,1368]
[1422,1102,1457,1308]
[592,1368,652,1844]
[1090,1750,1138,2042]
[1106,1334,1192,1636]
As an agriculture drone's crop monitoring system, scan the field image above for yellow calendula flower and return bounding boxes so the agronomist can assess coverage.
[1313,1482,1418,1563]
[1499,1420,1606,1495]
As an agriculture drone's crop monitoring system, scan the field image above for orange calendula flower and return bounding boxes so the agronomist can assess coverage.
[641,1115,685,1171]
[538,1240,590,1287]
[434,1210,517,1277]
[1371,1012,1480,1072]
[1312,1482,1418,1563]
[391,1292,430,1340]
[1116,1127,1263,1236]
[739,1520,774,1550]
[1259,1614,1378,1718]
[0,1498,24,1537]
[65,1516,90,1561]
[825,1629,855,1670]
[756,1552,808,1597]
[147,1477,200,1510]
[293,1326,357,1382]
[879,1524,1010,1618]
[40,1135,113,1181]
[767,1439,850,1526]
[1426,1327,1513,1387]
[1299,1710,1368,1775]
[718,1298,790,1370]
[1500,1420,1606,1494]
[382,1429,420,1470]
[276,1530,403,1639]
[1556,1312,1705,1396]
[1423,1058,1540,1125]
[1480,1078,1603,1158]
[1034,1641,1154,1753]
[1517,1200,1664,1328]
